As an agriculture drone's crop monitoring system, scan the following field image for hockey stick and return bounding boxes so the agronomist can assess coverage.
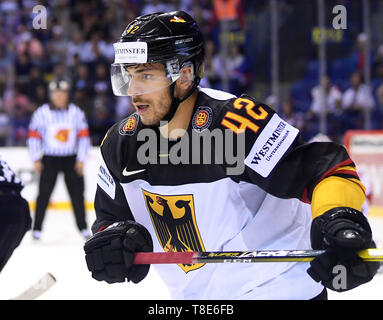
[11,272,56,300]
[133,249,383,264]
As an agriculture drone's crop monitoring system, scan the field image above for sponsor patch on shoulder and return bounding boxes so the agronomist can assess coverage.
[97,158,116,199]
[119,113,139,136]
[244,114,299,178]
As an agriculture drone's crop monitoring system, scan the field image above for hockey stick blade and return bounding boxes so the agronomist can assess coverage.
[133,248,383,264]
[11,273,56,300]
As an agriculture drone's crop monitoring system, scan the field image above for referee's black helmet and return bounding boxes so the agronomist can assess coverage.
[48,78,71,92]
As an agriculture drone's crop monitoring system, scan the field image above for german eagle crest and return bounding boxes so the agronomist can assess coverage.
[142,190,205,273]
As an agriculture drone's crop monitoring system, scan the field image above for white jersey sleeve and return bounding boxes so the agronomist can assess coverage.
[27,107,44,161]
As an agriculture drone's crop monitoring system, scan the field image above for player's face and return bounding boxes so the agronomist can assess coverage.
[127,63,172,126]
[50,90,69,108]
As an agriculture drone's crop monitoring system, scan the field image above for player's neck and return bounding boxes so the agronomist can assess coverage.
[159,89,198,140]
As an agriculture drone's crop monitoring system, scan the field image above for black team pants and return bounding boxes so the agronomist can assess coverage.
[33,155,87,232]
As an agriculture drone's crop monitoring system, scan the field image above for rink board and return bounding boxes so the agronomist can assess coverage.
[0,147,101,209]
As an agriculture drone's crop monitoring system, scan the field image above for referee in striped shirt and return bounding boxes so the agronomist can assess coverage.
[27,78,91,240]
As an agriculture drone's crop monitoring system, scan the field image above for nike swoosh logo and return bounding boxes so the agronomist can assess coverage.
[122,168,146,177]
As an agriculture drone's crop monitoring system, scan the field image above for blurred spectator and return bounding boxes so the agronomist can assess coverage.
[377,83,383,109]
[73,88,94,120]
[203,39,221,89]
[265,95,281,112]
[33,85,48,109]
[307,75,343,141]
[66,31,85,67]
[13,23,45,66]
[0,0,18,14]
[279,99,305,132]
[51,64,68,82]
[93,63,115,116]
[14,52,32,84]
[0,27,7,51]
[0,73,6,100]
[2,84,33,146]
[211,43,249,95]
[2,84,34,116]
[93,63,112,96]
[226,43,249,94]
[81,32,108,65]
[0,108,10,146]
[141,0,173,15]
[10,104,30,146]
[97,6,121,41]
[115,96,134,120]
[48,25,67,65]
[122,5,140,31]
[14,25,32,55]
[355,33,368,74]
[177,0,193,15]
[73,64,94,101]
[192,2,212,36]
[281,98,321,142]
[28,36,45,63]
[98,35,115,64]
[310,75,342,116]
[372,44,383,79]
[342,72,375,130]
[27,66,47,108]
[94,82,115,120]
[210,0,245,32]
[88,105,115,146]
[0,46,11,77]
[16,28,45,66]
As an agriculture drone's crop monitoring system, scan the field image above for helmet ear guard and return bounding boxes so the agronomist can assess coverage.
[163,60,202,122]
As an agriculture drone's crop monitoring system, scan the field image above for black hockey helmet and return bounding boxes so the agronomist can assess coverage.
[48,78,71,103]
[111,11,205,120]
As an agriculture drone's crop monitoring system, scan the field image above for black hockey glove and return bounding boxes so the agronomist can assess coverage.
[84,221,153,284]
[307,207,379,292]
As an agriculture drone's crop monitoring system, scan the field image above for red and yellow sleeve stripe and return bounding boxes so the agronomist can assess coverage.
[311,160,366,219]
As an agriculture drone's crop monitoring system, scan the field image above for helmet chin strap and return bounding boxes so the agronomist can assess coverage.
[160,79,199,123]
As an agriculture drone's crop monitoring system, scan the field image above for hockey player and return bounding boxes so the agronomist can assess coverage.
[0,156,31,272]
[84,11,379,299]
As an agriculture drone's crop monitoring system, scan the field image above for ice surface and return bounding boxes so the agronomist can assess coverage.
[0,209,171,300]
[0,209,381,300]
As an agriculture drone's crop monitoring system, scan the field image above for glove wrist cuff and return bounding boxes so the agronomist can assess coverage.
[311,207,372,250]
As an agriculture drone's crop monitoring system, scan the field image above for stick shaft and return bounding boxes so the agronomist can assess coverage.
[133,249,383,264]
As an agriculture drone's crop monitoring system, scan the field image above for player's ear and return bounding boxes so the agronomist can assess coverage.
[174,64,194,99]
